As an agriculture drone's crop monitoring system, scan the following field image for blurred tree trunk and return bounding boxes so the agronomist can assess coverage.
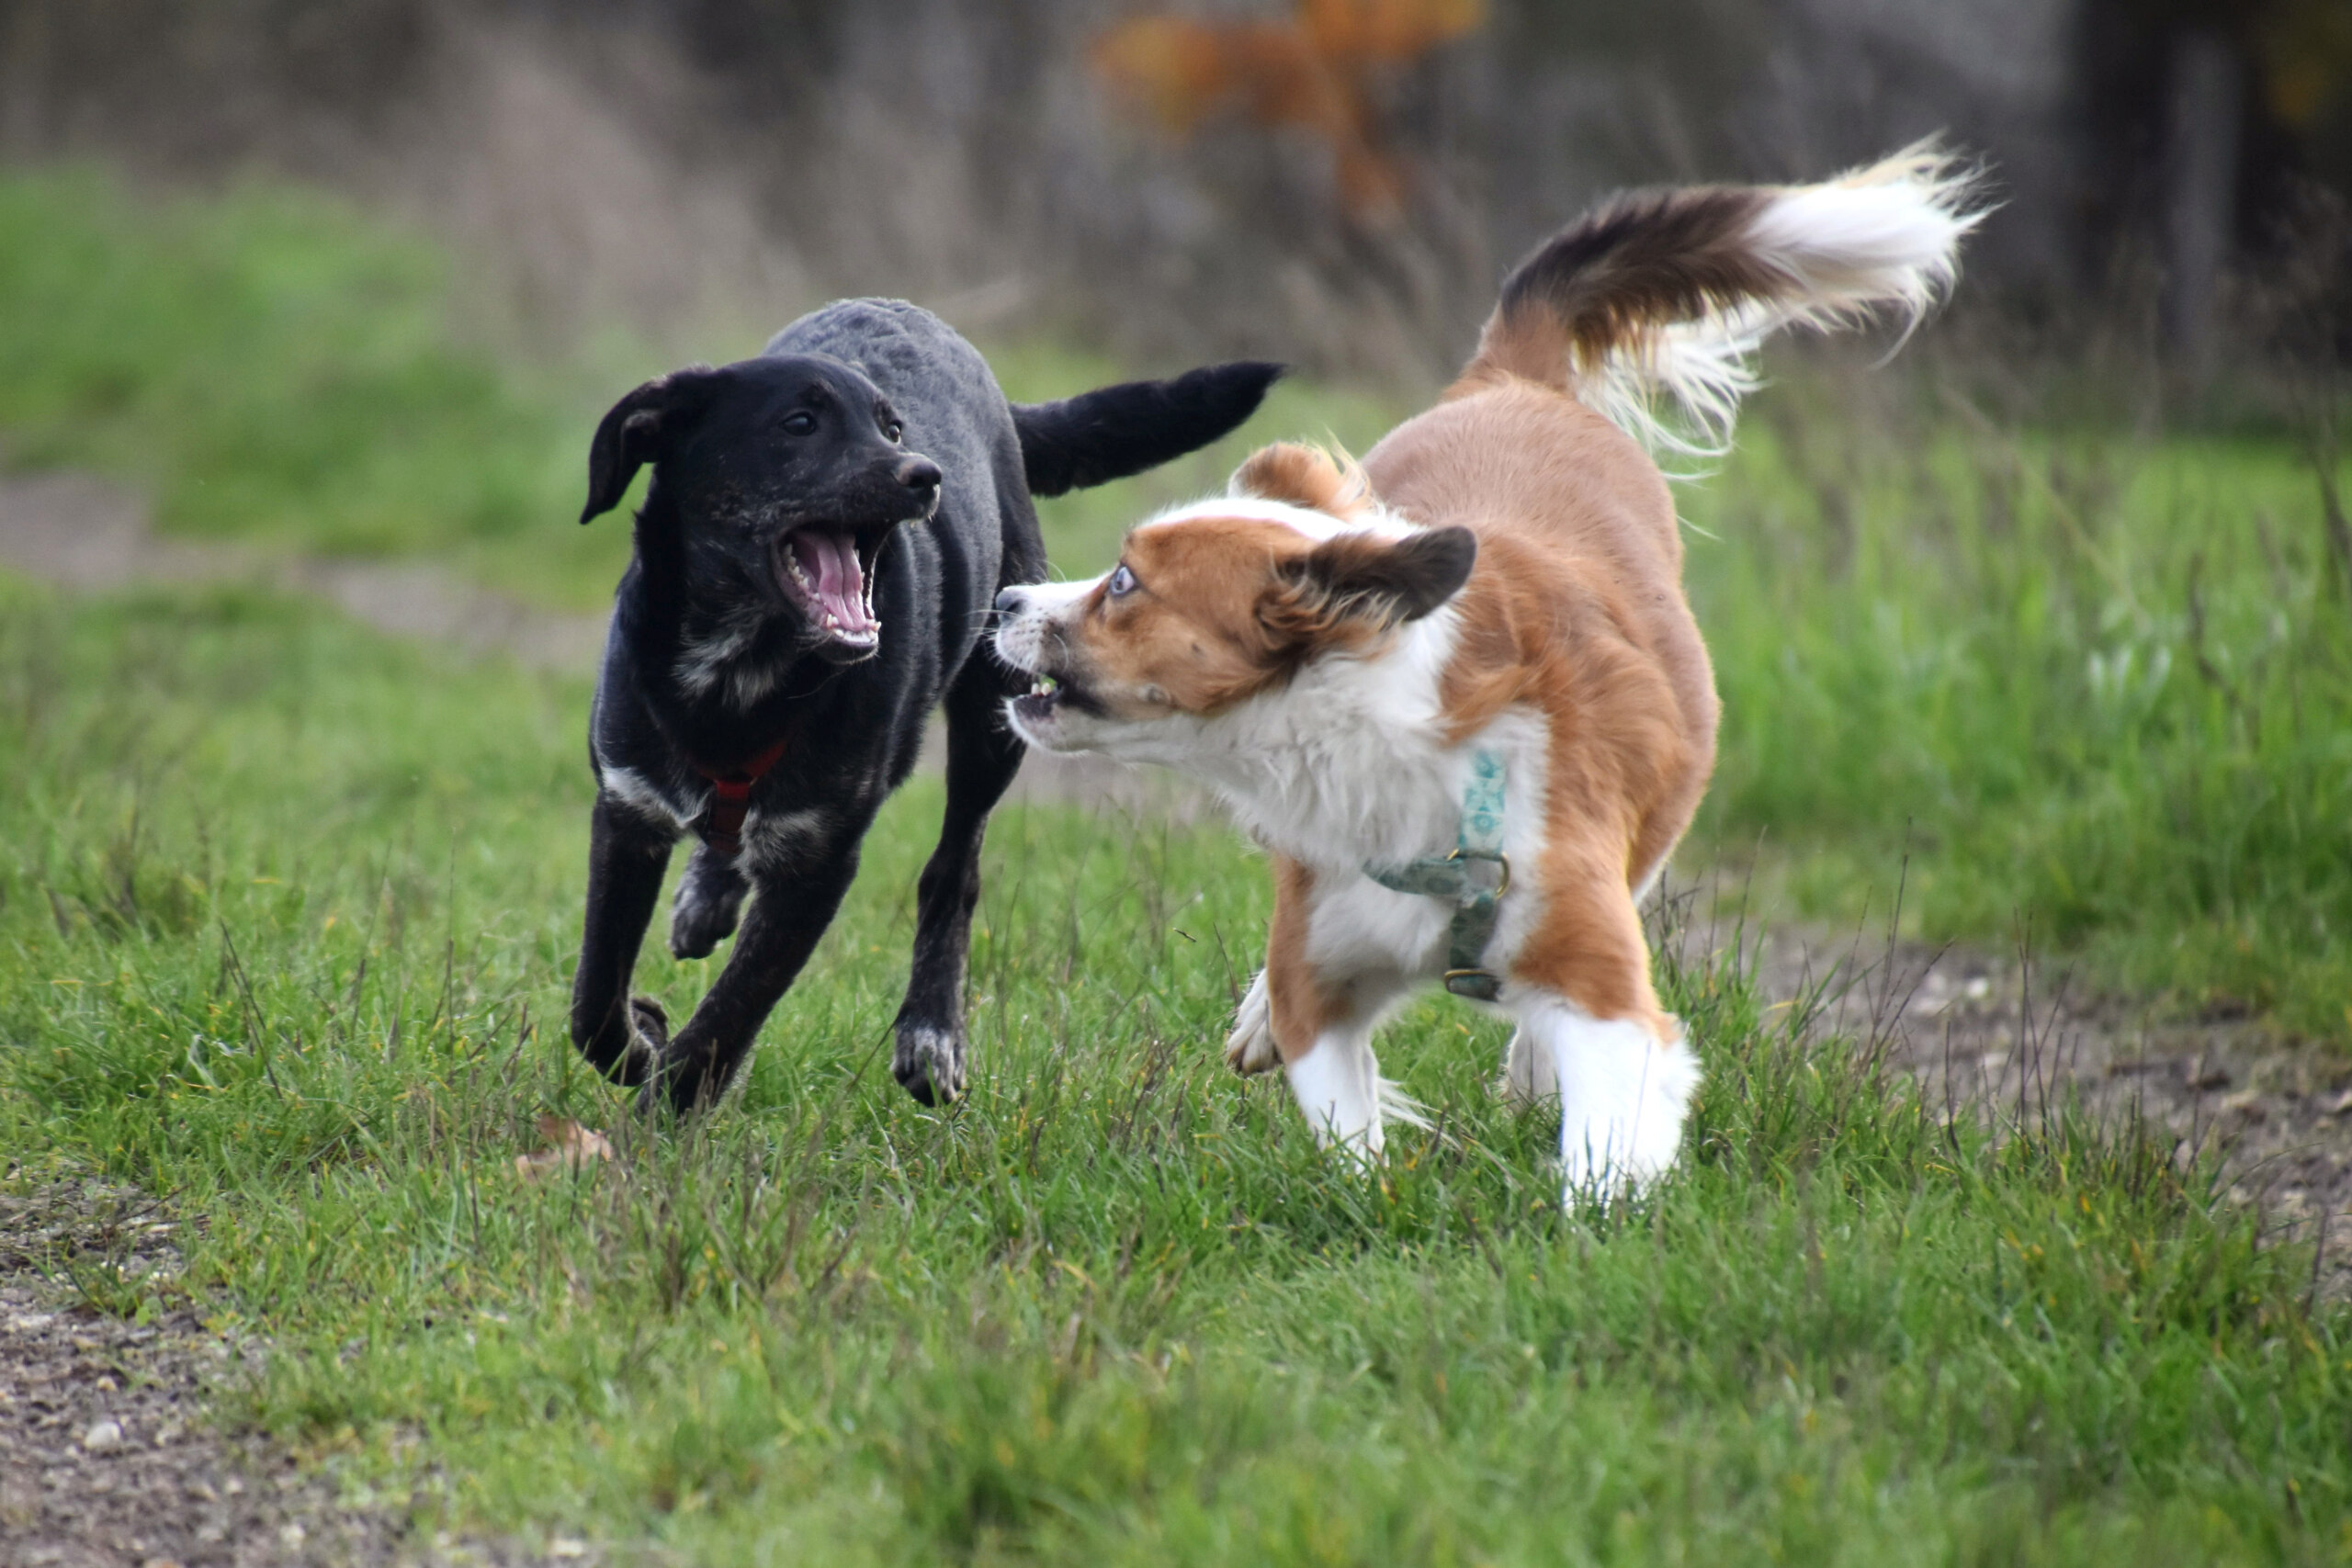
[2162,26,2242,378]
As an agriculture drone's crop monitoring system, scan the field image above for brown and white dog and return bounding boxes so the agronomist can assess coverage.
[992,149,1981,1202]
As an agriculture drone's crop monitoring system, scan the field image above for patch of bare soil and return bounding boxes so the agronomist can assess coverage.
[0,1186,564,1567]
[1665,892,2352,1296]
[0,471,607,672]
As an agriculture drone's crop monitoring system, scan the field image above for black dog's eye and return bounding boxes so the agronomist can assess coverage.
[885,421,904,444]
[1106,563,1137,598]
[782,411,819,436]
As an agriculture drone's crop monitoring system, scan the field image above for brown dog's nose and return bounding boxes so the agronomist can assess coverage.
[897,456,943,494]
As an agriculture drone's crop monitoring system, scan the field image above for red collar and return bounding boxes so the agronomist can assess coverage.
[689,734,792,856]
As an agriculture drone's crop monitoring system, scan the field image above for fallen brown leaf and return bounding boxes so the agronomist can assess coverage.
[514,1115,614,1179]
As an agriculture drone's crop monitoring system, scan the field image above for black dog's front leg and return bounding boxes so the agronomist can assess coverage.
[891,657,1028,1105]
[571,793,676,1086]
[669,840,748,959]
[640,850,862,1114]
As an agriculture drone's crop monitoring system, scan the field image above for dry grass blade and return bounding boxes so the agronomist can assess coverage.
[514,1115,615,1180]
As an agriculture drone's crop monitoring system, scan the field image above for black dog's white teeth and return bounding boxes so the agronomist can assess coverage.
[1028,675,1057,700]
[779,538,880,646]
[816,609,879,642]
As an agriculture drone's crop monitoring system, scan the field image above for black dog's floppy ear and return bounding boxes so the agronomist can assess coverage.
[581,365,721,524]
[1011,361,1283,498]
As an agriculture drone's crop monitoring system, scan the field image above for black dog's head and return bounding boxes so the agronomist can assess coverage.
[581,355,944,665]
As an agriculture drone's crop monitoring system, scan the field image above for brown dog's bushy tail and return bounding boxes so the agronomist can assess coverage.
[1012,361,1283,498]
[1463,144,1987,451]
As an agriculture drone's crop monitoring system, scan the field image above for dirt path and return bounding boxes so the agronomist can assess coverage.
[0,1184,566,1568]
[0,472,611,673]
[1665,893,2352,1294]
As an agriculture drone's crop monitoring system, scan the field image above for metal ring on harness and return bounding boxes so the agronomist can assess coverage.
[1445,846,1510,896]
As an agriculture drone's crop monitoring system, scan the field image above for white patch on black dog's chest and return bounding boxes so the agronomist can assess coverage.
[600,763,696,832]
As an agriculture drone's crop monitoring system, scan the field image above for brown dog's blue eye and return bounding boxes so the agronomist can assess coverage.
[1107,564,1137,597]
[782,411,818,436]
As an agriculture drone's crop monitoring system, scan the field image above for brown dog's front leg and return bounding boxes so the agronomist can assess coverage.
[639,850,862,1115]
[571,794,676,1086]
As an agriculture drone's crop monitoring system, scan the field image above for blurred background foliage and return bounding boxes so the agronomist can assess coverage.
[0,0,2345,379]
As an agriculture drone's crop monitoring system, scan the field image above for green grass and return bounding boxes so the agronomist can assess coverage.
[0,166,633,606]
[4,579,2350,1564]
[1680,384,2352,1040]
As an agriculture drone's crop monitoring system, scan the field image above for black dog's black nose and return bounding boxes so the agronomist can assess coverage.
[897,456,943,493]
[993,587,1023,615]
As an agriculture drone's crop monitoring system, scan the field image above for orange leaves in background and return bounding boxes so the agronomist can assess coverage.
[1091,0,1487,220]
[2253,0,2352,130]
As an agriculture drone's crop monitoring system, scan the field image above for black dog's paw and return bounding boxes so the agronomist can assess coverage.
[594,994,673,1095]
[669,846,747,960]
[628,994,672,1055]
[626,997,693,1116]
[892,1021,967,1107]
[668,883,743,960]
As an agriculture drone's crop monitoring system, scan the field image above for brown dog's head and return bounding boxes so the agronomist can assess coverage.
[991,443,1475,754]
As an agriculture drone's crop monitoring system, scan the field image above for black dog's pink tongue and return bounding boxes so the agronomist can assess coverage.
[790,532,875,635]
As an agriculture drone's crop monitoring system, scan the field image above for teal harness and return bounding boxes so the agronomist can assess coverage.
[1364,750,1510,1001]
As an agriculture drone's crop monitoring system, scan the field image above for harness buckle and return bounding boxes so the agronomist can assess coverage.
[1442,968,1500,1002]
[1444,847,1510,897]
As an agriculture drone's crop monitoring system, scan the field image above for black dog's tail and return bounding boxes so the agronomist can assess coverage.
[1011,361,1283,498]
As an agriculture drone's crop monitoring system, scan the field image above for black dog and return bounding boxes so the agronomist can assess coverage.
[570,299,1276,1111]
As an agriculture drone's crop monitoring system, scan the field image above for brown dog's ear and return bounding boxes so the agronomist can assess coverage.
[1261,525,1477,646]
[1230,442,1374,519]
[581,365,721,523]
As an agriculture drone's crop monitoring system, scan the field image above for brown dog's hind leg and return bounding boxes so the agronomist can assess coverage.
[1507,865,1699,1199]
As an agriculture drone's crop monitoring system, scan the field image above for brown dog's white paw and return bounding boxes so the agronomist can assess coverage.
[1224,970,1281,1076]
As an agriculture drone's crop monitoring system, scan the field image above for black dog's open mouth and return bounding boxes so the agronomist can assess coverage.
[776,529,884,654]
